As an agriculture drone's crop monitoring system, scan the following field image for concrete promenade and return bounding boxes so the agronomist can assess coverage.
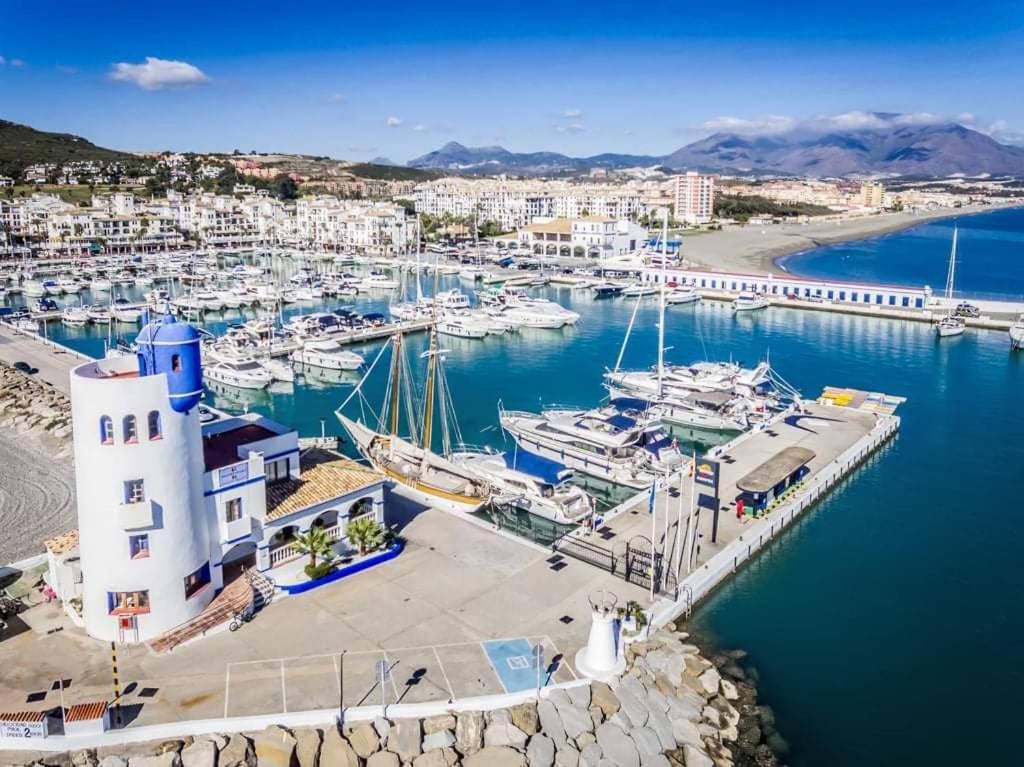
[0,324,86,395]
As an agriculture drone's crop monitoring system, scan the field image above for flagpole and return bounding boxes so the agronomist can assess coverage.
[649,478,657,602]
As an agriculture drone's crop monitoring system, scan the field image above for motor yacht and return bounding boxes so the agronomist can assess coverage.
[204,357,273,390]
[62,306,91,326]
[666,286,701,305]
[732,291,769,312]
[449,448,594,525]
[1010,315,1024,351]
[290,338,365,370]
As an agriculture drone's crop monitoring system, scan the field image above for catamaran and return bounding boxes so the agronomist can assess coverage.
[336,327,490,513]
[936,227,966,338]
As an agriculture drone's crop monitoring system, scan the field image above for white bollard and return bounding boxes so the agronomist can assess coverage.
[575,590,626,680]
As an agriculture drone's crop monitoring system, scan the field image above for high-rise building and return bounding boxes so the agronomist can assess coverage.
[673,171,716,224]
[858,182,885,208]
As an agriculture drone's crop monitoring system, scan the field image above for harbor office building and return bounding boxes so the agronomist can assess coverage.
[46,314,385,644]
[643,267,931,309]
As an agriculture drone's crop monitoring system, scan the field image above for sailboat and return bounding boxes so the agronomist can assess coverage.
[936,227,966,338]
[336,325,490,513]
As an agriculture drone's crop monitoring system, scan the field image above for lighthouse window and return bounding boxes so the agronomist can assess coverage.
[147,411,162,440]
[124,479,145,504]
[100,415,114,445]
[183,563,211,599]
[129,534,150,559]
[123,415,138,443]
[171,354,182,373]
[266,458,290,484]
[225,497,243,523]
[108,590,150,615]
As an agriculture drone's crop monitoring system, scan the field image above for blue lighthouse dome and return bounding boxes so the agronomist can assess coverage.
[135,312,204,413]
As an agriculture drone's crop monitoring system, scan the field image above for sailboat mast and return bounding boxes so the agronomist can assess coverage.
[422,327,438,450]
[657,209,668,398]
[944,226,958,300]
[389,332,403,435]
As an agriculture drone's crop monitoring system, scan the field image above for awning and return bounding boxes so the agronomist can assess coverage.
[505,449,572,485]
[736,447,815,494]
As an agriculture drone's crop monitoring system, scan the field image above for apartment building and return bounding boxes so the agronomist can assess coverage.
[673,171,716,224]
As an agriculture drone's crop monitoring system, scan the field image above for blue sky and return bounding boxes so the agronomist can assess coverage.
[2,1,1023,162]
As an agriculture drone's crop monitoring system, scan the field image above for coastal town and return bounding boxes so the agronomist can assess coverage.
[4,3,1024,766]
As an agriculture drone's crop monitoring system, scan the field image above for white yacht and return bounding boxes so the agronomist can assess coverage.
[732,291,769,312]
[622,284,658,298]
[111,297,146,323]
[449,449,594,525]
[291,338,364,370]
[204,358,273,390]
[499,404,682,489]
[666,286,701,305]
[936,228,966,339]
[364,272,400,290]
[437,315,489,339]
[62,306,91,327]
[90,278,113,292]
[1010,316,1024,351]
[86,305,111,324]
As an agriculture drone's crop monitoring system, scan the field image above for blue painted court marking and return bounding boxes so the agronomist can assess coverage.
[482,638,549,693]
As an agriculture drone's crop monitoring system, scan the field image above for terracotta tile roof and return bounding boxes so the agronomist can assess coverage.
[265,449,382,521]
[66,701,108,722]
[45,529,79,556]
[522,219,572,235]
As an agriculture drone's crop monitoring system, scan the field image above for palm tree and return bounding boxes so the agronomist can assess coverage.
[292,527,336,569]
[346,517,384,556]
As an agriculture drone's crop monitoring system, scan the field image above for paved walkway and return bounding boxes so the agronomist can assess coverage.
[0,325,82,395]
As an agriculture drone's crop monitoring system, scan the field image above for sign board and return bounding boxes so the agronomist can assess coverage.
[697,493,719,511]
[694,459,720,492]
[1,719,48,740]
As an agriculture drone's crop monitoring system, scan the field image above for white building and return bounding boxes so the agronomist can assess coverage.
[673,171,716,224]
[495,216,646,257]
[53,314,387,645]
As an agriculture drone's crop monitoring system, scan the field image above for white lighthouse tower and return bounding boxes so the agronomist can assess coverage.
[70,313,213,643]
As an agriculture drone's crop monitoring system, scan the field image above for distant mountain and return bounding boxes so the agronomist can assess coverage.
[409,121,1024,177]
[0,119,140,179]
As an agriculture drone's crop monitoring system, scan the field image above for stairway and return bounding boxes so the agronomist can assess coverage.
[149,576,254,654]
[247,569,276,613]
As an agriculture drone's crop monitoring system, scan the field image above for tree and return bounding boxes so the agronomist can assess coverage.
[270,174,299,201]
[292,527,336,570]
[346,517,384,556]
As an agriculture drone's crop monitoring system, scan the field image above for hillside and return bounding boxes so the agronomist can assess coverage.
[409,117,1024,178]
[0,119,142,178]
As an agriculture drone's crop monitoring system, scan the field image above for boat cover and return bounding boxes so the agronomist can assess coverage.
[505,449,572,485]
[609,396,652,412]
[603,413,636,431]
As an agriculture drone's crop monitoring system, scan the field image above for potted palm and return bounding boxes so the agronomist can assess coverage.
[347,517,384,556]
[292,527,336,580]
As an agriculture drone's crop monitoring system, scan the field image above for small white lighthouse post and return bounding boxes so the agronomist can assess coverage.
[575,590,626,679]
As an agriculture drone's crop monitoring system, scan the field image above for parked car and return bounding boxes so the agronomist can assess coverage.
[12,361,37,375]
[955,302,981,318]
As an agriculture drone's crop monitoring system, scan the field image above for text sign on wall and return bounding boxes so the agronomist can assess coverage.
[1,719,48,740]
[218,462,249,487]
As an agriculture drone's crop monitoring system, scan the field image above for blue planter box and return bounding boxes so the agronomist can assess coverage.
[280,540,405,595]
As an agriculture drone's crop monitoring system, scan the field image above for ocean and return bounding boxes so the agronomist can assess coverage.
[777,206,1024,301]
[17,210,1024,765]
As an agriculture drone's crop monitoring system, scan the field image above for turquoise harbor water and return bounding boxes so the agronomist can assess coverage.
[15,211,1024,766]
[777,206,1024,300]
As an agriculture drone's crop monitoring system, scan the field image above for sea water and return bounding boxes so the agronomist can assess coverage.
[18,215,1024,765]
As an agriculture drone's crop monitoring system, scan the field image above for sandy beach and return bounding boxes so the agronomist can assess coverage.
[681,204,1011,277]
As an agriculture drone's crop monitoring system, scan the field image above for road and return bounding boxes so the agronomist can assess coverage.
[0,324,88,395]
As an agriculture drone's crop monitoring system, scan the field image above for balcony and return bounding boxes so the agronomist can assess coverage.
[117,499,154,531]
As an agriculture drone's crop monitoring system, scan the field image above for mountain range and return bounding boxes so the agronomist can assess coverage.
[408,119,1024,177]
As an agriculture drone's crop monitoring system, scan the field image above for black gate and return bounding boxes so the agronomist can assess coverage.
[554,533,678,599]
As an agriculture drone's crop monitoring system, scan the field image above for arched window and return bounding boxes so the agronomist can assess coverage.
[123,415,138,443]
[171,354,182,373]
[147,410,161,440]
[100,415,114,445]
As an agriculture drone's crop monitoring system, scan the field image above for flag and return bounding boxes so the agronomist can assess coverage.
[647,478,657,515]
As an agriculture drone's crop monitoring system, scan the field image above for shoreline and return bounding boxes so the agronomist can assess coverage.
[682,203,1022,279]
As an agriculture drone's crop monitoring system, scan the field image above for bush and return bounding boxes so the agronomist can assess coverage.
[304,561,335,581]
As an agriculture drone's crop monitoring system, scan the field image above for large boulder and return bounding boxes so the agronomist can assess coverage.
[346,724,381,760]
[595,723,639,767]
[293,729,322,767]
[697,669,721,697]
[681,745,712,767]
[611,677,649,728]
[590,683,620,719]
[567,685,592,709]
[510,702,540,736]
[319,727,359,767]
[526,734,555,767]
[253,726,298,767]
[366,753,400,767]
[220,734,256,767]
[538,700,567,751]
[456,711,485,755]
[423,715,456,736]
[554,745,580,767]
[463,746,528,767]
[180,740,217,767]
[484,709,529,750]
[127,755,179,767]
[670,718,702,750]
[386,719,422,762]
[628,727,661,758]
[555,701,594,741]
[645,708,675,752]
[578,743,603,767]
[411,750,457,767]
[423,730,456,752]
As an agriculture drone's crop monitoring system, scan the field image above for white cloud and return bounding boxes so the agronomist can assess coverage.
[0,56,6,65]
[412,124,428,132]
[325,92,346,104]
[562,109,583,118]
[556,123,586,134]
[982,119,1024,145]
[697,111,973,138]
[699,115,796,136]
[386,116,402,127]
[109,57,209,91]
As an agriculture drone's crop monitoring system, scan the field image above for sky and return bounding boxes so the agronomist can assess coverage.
[2,1,1024,163]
